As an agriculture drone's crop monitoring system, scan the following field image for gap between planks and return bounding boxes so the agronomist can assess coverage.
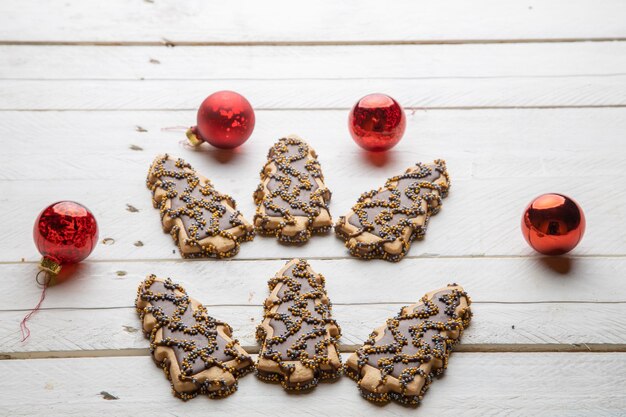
[4,344,626,360]
[4,105,626,112]
[2,253,626,266]
[4,299,626,314]
[1,38,626,47]
[5,74,626,81]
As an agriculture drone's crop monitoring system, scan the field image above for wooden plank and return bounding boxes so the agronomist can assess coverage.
[1,0,625,44]
[1,108,625,260]
[10,176,625,260]
[4,43,624,110]
[2,42,626,80]
[0,257,624,311]
[2,303,626,356]
[3,109,624,179]
[3,76,626,110]
[1,354,624,416]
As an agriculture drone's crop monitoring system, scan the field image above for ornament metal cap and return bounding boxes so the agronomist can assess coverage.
[186,127,203,147]
[38,256,61,275]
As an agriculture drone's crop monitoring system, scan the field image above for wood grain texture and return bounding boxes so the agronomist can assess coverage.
[3,42,626,80]
[1,0,625,44]
[1,109,625,260]
[1,354,624,416]
[2,303,626,356]
[5,109,624,179]
[0,257,624,309]
[2,43,625,110]
[3,77,626,110]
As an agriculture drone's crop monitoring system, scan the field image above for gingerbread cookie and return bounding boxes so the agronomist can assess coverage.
[147,154,254,258]
[345,284,471,406]
[136,275,254,400]
[335,160,450,262]
[253,136,332,243]
[256,259,342,390]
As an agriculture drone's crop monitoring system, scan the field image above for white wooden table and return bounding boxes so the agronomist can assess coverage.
[1,1,626,415]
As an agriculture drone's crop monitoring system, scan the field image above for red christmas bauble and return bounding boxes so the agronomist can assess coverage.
[187,90,255,149]
[521,193,585,255]
[33,201,99,270]
[348,93,406,152]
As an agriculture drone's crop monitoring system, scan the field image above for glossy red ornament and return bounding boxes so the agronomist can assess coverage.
[21,202,98,342]
[348,93,406,152]
[187,90,255,149]
[521,193,585,255]
[33,201,99,272]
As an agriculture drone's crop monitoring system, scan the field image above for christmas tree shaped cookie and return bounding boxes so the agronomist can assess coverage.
[136,275,253,399]
[147,154,254,258]
[345,284,471,405]
[256,259,342,390]
[253,136,332,243]
[335,160,450,262]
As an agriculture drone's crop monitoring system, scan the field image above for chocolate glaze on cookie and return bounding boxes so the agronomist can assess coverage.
[345,284,471,406]
[256,259,342,390]
[147,154,254,258]
[136,275,253,400]
[253,136,332,243]
[335,160,450,262]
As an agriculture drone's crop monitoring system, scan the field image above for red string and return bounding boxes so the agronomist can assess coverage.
[20,272,49,342]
